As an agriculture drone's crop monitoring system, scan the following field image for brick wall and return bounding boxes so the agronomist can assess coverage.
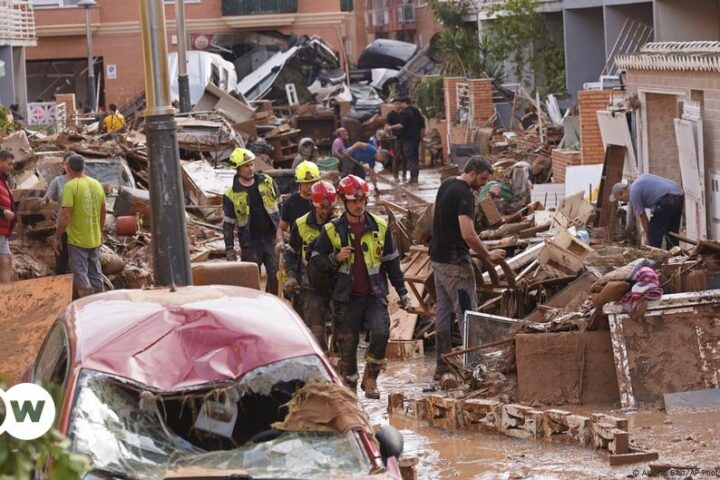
[578,90,611,165]
[443,77,462,124]
[625,69,720,178]
[551,149,582,183]
[468,79,494,124]
[443,77,494,152]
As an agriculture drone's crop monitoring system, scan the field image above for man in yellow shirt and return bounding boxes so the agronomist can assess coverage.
[102,103,126,134]
[55,154,107,298]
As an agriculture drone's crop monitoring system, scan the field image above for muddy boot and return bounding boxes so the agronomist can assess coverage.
[343,373,359,392]
[361,363,381,399]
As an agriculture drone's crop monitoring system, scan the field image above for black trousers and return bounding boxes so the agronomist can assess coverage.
[648,194,684,249]
[334,295,390,385]
[55,233,69,274]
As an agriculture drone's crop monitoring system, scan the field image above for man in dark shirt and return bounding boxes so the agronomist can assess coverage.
[429,156,506,380]
[223,148,281,294]
[400,97,426,184]
[386,98,405,181]
[276,161,320,244]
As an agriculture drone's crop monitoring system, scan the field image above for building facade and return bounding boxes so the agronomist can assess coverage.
[364,0,441,49]
[0,0,36,110]
[27,0,358,109]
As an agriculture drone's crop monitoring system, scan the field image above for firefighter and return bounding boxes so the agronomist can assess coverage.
[310,175,410,399]
[223,147,281,294]
[284,180,337,349]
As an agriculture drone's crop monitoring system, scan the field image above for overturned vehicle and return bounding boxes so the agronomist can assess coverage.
[27,285,403,479]
[237,35,351,106]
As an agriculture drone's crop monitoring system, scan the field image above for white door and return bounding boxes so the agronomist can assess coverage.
[674,117,707,241]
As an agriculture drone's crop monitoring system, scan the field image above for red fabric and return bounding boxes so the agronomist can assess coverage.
[0,174,15,237]
[349,220,371,296]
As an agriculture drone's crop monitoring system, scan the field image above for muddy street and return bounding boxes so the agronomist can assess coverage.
[360,351,720,480]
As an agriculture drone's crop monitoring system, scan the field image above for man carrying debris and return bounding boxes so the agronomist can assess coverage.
[399,97,425,184]
[430,156,507,381]
[291,138,320,170]
[0,150,16,284]
[102,103,126,134]
[55,154,106,297]
[223,147,281,294]
[285,180,337,348]
[310,175,410,398]
[610,174,685,249]
[45,151,73,274]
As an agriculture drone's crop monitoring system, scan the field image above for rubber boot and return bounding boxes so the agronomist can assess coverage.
[361,363,381,399]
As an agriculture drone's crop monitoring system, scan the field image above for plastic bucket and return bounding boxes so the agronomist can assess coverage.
[116,215,139,236]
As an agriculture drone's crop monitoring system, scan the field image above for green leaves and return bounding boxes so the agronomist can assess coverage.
[414,77,445,120]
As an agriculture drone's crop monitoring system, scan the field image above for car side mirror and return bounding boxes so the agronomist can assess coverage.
[375,425,403,465]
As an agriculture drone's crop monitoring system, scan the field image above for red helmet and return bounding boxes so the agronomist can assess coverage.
[311,180,337,207]
[338,175,369,201]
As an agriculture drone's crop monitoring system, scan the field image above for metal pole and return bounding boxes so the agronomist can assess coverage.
[84,6,96,111]
[175,0,191,113]
[139,0,192,286]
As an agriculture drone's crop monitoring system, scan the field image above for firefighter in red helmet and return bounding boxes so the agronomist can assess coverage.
[285,181,338,349]
[309,175,410,398]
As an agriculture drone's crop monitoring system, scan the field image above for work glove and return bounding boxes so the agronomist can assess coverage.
[398,292,411,310]
[284,277,301,296]
[226,249,238,262]
[275,242,286,255]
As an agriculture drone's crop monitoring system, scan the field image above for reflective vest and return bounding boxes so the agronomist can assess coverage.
[323,213,389,298]
[224,174,279,229]
[296,212,322,267]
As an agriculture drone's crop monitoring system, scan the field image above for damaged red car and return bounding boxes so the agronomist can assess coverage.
[28,285,403,479]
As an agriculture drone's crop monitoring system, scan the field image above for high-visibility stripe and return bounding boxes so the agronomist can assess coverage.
[223,216,236,225]
[381,250,399,262]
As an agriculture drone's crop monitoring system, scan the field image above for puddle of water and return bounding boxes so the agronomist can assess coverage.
[359,350,720,480]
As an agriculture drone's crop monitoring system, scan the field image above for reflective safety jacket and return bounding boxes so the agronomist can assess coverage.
[285,210,325,285]
[222,173,279,250]
[309,212,407,303]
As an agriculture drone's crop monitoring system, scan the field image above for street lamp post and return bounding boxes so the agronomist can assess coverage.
[174,0,191,113]
[139,0,192,286]
[78,0,96,111]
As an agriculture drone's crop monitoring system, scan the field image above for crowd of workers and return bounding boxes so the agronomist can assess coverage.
[0,92,689,399]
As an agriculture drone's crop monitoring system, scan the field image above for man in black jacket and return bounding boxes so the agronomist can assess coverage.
[309,175,410,398]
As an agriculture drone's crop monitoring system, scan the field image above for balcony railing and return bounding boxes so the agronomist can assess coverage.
[222,0,298,16]
[0,0,36,46]
[397,3,415,24]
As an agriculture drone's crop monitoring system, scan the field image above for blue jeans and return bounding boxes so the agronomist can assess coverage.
[69,245,103,292]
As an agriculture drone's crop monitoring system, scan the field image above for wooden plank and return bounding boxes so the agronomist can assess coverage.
[479,195,504,227]
[608,449,659,466]
[594,144,625,239]
[1,275,73,385]
[389,310,419,341]
[386,339,424,360]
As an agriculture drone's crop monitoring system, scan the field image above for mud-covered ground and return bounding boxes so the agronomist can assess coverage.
[360,353,720,480]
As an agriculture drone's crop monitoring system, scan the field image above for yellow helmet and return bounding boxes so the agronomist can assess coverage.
[295,160,321,183]
[230,148,256,168]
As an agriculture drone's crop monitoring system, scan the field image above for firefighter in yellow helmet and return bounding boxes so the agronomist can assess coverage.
[276,161,321,244]
[223,147,281,294]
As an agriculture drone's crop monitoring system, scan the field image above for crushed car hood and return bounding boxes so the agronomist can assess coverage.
[66,286,321,390]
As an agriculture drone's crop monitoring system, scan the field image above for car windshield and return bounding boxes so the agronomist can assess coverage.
[69,356,373,479]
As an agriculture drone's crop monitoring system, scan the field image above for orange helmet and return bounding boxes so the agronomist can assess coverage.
[311,180,337,208]
[338,175,369,201]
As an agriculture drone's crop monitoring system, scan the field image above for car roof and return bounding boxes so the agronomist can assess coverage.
[62,285,321,391]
